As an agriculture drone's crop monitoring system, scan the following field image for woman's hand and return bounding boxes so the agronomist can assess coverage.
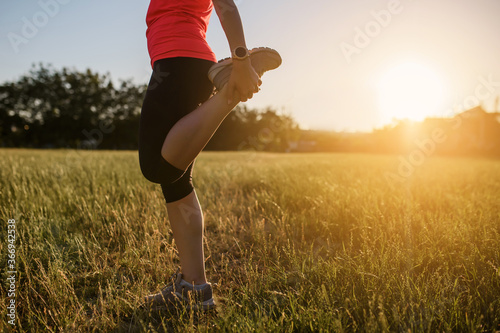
[226,58,262,104]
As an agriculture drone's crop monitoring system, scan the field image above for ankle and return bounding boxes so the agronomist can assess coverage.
[181,274,207,286]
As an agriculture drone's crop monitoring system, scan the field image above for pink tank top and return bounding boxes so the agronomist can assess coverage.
[146,0,217,67]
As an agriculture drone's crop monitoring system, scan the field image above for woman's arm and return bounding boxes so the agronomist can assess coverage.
[213,0,261,104]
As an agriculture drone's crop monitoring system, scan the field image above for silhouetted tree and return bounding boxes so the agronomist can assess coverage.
[0,63,144,148]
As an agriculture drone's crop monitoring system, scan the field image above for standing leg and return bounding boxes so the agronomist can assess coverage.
[141,58,218,307]
[166,190,207,285]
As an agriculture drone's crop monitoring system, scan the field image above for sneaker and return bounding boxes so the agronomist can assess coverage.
[143,269,216,311]
[208,47,282,91]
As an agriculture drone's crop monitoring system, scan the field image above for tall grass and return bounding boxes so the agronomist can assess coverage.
[0,149,499,332]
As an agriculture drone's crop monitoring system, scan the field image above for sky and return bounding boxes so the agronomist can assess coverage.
[1,0,500,131]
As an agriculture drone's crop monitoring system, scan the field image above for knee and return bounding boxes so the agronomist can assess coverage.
[161,177,194,203]
[139,149,186,185]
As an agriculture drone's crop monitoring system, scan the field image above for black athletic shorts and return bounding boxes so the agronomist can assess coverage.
[138,57,215,203]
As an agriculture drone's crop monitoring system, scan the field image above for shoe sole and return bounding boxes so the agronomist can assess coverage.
[208,47,282,91]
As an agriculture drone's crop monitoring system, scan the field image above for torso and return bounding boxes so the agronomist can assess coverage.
[146,0,218,67]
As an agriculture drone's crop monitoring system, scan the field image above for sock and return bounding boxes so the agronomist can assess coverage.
[180,279,208,290]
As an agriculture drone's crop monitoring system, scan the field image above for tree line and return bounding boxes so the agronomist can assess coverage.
[297,107,500,157]
[0,64,300,151]
[2,64,499,157]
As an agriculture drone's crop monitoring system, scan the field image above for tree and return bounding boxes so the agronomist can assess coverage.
[1,63,299,152]
[0,63,145,148]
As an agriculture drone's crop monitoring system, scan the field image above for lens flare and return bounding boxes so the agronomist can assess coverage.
[377,62,446,124]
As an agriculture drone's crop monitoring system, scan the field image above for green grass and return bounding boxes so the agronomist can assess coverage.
[0,149,499,332]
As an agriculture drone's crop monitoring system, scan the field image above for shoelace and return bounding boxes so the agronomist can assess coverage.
[161,267,181,291]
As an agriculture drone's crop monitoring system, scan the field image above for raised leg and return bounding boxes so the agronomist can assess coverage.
[161,85,238,171]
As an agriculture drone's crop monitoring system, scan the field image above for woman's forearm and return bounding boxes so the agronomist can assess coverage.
[213,0,247,52]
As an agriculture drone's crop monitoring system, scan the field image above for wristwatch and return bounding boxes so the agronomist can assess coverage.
[232,46,250,61]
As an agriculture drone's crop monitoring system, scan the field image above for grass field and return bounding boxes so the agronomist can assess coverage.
[1,149,499,332]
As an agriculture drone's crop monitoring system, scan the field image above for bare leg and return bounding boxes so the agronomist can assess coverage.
[161,85,239,170]
[166,190,207,285]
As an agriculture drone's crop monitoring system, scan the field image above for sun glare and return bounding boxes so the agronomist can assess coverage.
[377,62,446,124]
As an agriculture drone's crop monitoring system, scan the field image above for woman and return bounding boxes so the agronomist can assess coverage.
[139,0,280,310]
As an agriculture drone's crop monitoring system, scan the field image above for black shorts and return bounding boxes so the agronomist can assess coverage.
[138,57,215,203]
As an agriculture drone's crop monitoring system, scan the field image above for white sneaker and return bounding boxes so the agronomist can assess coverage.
[208,47,282,91]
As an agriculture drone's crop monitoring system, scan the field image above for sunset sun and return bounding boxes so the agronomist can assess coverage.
[377,62,446,124]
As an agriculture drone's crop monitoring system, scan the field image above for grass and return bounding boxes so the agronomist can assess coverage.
[0,149,499,332]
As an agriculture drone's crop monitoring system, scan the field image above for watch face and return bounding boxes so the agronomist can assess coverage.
[235,47,247,57]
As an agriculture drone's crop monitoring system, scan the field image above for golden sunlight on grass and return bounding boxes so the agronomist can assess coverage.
[1,149,499,331]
